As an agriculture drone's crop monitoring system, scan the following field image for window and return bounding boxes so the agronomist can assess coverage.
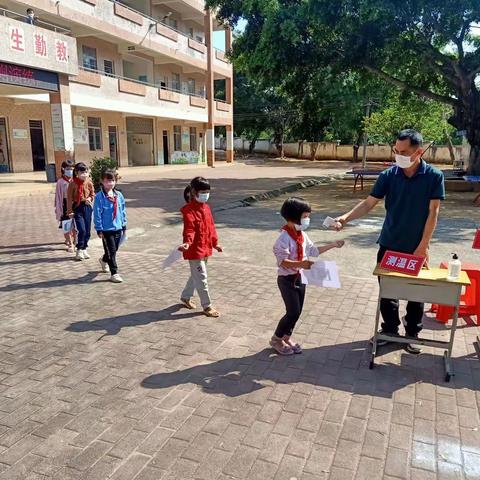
[172,73,180,91]
[187,79,195,95]
[173,125,181,151]
[169,19,178,30]
[82,46,97,70]
[196,35,203,43]
[104,59,115,76]
[88,117,102,151]
[188,27,194,38]
[190,127,197,151]
[138,75,148,83]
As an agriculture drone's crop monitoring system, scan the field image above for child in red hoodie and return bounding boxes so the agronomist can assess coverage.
[179,176,222,317]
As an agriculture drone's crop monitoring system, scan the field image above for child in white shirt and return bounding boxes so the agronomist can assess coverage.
[271,197,344,355]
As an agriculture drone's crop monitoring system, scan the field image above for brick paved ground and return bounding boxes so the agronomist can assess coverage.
[0,161,480,480]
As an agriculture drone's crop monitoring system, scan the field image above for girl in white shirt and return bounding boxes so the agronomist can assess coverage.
[271,197,344,355]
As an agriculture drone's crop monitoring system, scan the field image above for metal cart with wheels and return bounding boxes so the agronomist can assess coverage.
[371,267,470,382]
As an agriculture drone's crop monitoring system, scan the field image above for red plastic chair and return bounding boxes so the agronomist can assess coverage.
[433,262,480,325]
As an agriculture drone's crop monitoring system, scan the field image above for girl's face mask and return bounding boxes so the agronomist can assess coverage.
[196,192,210,203]
[294,217,310,231]
[78,172,88,181]
[103,180,115,191]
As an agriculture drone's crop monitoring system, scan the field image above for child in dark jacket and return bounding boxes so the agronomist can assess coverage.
[179,176,222,317]
[93,169,127,283]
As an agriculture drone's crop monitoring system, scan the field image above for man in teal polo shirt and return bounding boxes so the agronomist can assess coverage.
[335,129,445,353]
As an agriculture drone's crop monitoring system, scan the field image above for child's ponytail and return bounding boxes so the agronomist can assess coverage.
[183,185,193,203]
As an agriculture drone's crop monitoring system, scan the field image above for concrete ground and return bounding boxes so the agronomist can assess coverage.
[0,159,479,480]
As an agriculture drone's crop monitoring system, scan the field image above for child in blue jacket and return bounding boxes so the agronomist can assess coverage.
[93,169,127,283]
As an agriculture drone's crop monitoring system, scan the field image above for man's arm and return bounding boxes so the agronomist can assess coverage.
[413,199,441,266]
[335,195,380,229]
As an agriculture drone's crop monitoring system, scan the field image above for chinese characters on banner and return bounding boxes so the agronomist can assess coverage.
[55,40,68,62]
[380,250,425,276]
[473,230,480,249]
[9,26,25,52]
[34,33,47,58]
[7,24,68,64]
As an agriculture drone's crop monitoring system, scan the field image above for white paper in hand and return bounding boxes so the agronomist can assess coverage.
[61,219,73,233]
[322,216,337,229]
[162,247,183,269]
[119,231,128,246]
[301,260,341,289]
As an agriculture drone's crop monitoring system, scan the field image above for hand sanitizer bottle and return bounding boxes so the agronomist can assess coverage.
[447,253,461,281]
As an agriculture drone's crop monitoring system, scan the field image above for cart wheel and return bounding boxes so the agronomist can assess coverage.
[369,355,375,370]
[445,373,451,383]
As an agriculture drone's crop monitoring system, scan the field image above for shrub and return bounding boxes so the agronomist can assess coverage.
[90,157,118,191]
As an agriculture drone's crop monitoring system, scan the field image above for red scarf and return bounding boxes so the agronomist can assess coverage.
[73,177,84,205]
[282,225,304,261]
[62,175,72,183]
[104,190,118,220]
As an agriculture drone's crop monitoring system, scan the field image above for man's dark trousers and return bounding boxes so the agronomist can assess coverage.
[377,246,424,337]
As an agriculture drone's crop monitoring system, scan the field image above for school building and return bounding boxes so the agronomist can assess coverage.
[0,0,233,175]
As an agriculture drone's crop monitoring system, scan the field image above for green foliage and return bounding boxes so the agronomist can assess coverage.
[209,0,480,171]
[364,94,456,144]
[90,157,117,191]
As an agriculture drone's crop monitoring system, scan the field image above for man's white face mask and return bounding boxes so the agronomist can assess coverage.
[394,154,415,169]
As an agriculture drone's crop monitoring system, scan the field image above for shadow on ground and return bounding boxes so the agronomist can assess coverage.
[66,304,204,337]
[142,342,480,398]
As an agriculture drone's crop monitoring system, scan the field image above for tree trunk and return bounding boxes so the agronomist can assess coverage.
[309,142,319,161]
[249,137,257,154]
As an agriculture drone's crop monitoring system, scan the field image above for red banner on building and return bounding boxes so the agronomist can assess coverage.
[380,250,425,276]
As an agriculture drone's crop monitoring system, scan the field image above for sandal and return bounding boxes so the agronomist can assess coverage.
[203,307,220,318]
[180,298,197,309]
[283,338,302,354]
[288,343,303,354]
[269,337,294,356]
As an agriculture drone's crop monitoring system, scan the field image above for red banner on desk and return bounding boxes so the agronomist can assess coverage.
[380,250,425,276]
[472,229,480,249]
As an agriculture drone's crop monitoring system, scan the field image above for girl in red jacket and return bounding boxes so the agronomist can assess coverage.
[179,176,222,317]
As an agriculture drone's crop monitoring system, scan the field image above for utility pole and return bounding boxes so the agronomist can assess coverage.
[362,99,372,169]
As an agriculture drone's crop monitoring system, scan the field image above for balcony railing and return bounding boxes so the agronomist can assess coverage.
[0,7,71,35]
[77,66,206,98]
[110,1,206,46]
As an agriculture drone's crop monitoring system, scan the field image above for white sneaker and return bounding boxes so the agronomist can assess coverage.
[99,258,110,273]
[110,274,123,283]
[75,249,84,261]
[82,249,91,259]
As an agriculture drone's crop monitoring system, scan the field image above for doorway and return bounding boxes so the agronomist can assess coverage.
[108,126,119,166]
[126,117,154,166]
[29,120,46,171]
[0,118,10,173]
[162,130,169,164]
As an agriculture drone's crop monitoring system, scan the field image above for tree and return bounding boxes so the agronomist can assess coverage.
[233,74,292,154]
[364,93,456,145]
[209,0,480,173]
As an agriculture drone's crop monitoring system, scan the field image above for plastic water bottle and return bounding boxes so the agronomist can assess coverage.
[447,253,461,281]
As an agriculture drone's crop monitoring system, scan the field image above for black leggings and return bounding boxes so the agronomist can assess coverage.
[102,230,122,275]
[275,275,306,338]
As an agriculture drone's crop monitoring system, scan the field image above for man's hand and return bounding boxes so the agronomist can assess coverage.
[97,232,103,239]
[334,240,345,248]
[178,243,190,252]
[68,213,74,219]
[414,245,430,269]
[214,246,223,253]
[333,216,347,231]
[300,260,315,270]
